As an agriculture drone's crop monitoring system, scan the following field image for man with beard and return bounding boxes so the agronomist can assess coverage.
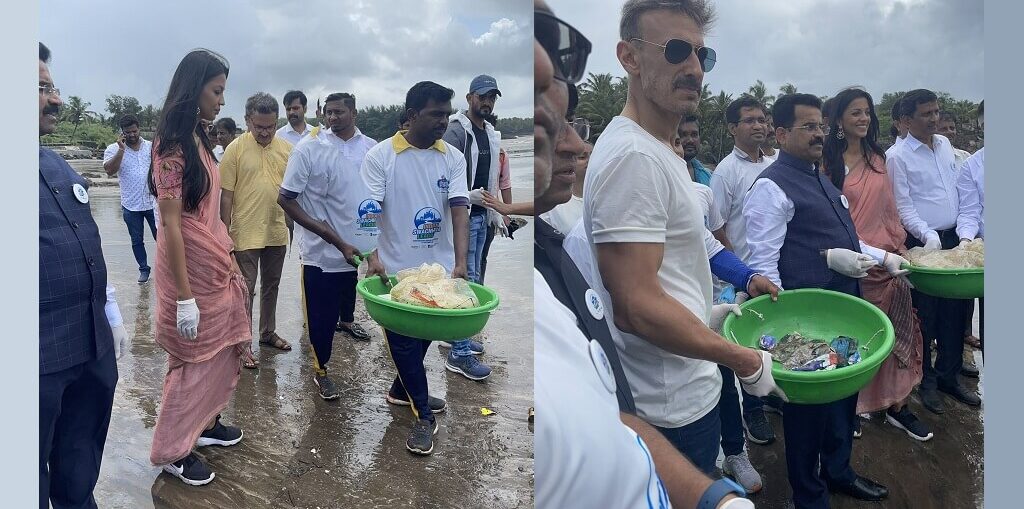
[213,117,237,162]
[362,81,470,455]
[277,90,314,146]
[888,89,981,412]
[103,113,156,283]
[40,41,127,508]
[744,93,893,507]
[278,92,379,399]
[673,113,711,185]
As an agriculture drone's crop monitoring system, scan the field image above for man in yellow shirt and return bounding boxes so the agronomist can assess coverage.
[220,92,293,367]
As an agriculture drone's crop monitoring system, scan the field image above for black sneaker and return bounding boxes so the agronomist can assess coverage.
[386,391,447,413]
[163,452,215,486]
[762,395,785,416]
[196,418,243,447]
[314,373,341,400]
[886,406,934,442]
[336,322,371,341]
[743,408,775,445]
[406,418,439,455]
[961,362,980,378]
[138,269,151,284]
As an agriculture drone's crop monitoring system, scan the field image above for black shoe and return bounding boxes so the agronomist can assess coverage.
[386,391,447,413]
[163,452,215,486]
[336,322,371,341]
[938,383,981,406]
[961,362,980,378]
[919,388,946,414]
[762,395,785,416]
[829,476,889,501]
[138,269,151,284]
[196,418,243,447]
[313,373,341,400]
[886,406,934,441]
[406,418,439,455]
[743,409,775,445]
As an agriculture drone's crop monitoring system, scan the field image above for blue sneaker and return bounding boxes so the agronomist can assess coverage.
[439,339,485,355]
[445,351,491,381]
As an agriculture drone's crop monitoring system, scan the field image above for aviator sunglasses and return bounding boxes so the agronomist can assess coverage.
[630,37,717,72]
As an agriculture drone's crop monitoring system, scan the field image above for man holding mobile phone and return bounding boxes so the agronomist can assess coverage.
[103,113,156,283]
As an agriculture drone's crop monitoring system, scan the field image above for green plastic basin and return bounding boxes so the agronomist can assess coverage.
[356,276,500,342]
[903,264,983,299]
[721,289,895,405]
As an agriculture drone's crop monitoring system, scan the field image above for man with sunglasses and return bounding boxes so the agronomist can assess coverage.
[578,0,784,478]
[534,3,753,509]
[744,93,898,507]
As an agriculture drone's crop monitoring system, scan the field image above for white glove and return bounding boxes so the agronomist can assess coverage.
[924,231,941,250]
[734,291,750,305]
[826,248,877,278]
[469,188,486,206]
[176,298,200,340]
[737,350,788,401]
[111,324,129,360]
[709,304,742,332]
[958,238,973,248]
[882,252,910,276]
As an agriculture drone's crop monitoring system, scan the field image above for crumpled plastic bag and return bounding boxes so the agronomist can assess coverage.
[390,263,480,309]
[906,239,984,269]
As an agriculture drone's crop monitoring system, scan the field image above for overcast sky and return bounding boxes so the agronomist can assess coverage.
[550,0,983,102]
[41,0,532,123]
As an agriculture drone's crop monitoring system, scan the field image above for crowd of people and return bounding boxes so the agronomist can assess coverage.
[39,39,523,504]
[534,1,983,508]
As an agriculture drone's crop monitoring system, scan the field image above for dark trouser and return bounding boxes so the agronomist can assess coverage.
[783,394,858,509]
[654,404,721,475]
[718,365,764,456]
[979,298,984,358]
[479,224,496,284]
[302,265,357,373]
[905,229,970,390]
[122,207,156,272]
[40,348,118,509]
[384,330,434,422]
[235,245,287,340]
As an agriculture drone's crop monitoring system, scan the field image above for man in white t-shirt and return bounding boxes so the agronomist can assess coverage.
[540,140,590,233]
[581,0,784,475]
[362,81,475,456]
[278,93,378,401]
[103,113,155,283]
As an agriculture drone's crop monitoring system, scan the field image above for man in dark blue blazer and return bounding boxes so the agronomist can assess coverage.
[39,42,127,509]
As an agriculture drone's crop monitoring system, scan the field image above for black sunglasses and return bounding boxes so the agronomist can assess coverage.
[630,37,717,72]
[535,10,593,85]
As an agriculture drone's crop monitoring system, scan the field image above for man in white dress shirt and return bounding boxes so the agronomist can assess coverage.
[887,88,981,413]
[957,101,985,357]
[277,90,314,146]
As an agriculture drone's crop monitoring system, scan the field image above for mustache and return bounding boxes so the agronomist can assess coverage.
[810,137,824,146]
[672,75,702,91]
[43,105,60,116]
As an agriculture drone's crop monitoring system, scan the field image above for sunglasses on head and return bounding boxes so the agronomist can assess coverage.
[535,10,593,85]
[630,37,717,72]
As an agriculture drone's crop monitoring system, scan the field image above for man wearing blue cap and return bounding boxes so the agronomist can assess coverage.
[439,74,504,381]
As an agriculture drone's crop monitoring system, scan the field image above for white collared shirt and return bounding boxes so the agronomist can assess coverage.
[709,146,776,262]
[103,138,154,211]
[276,122,314,147]
[743,178,887,288]
[886,133,959,244]
[884,135,905,161]
[956,147,985,240]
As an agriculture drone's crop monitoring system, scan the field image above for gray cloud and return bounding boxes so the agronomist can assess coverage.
[550,0,982,102]
[40,0,533,123]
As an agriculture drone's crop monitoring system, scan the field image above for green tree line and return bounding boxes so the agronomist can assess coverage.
[576,73,983,164]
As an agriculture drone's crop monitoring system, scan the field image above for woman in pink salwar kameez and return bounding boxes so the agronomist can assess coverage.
[823,88,931,442]
[148,49,252,485]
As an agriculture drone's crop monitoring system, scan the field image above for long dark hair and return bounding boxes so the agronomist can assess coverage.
[822,88,885,190]
[149,49,229,212]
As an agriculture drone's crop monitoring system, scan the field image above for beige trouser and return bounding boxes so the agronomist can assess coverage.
[234,245,287,340]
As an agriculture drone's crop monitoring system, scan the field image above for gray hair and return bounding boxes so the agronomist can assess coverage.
[619,0,716,41]
[245,92,279,118]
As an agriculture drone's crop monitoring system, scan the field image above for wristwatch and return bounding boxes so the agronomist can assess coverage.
[697,478,748,509]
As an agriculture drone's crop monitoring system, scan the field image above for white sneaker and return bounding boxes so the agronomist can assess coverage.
[722,451,763,494]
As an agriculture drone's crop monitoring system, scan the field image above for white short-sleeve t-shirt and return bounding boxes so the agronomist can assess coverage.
[583,115,720,428]
[361,133,469,274]
[535,270,670,509]
[281,127,379,272]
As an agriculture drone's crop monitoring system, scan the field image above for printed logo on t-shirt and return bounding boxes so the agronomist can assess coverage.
[356,199,382,235]
[436,175,450,194]
[412,207,443,243]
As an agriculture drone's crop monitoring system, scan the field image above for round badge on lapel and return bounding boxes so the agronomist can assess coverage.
[72,183,89,204]
[584,289,605,320]
[840,195,849,209]
[588,340,617,394]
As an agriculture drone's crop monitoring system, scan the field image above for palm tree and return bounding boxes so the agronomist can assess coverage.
[61,96,98,142]
[779,83,798,96]
[748,80,774,109]
[577,72,628,140]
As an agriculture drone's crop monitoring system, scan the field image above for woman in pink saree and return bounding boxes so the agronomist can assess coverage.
[823,88,931,442]
[147,49,251,485]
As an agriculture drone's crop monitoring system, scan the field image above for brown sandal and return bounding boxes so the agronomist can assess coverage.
[964,334,981,349]
[260,333,292,351]
[242,347,259,369]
